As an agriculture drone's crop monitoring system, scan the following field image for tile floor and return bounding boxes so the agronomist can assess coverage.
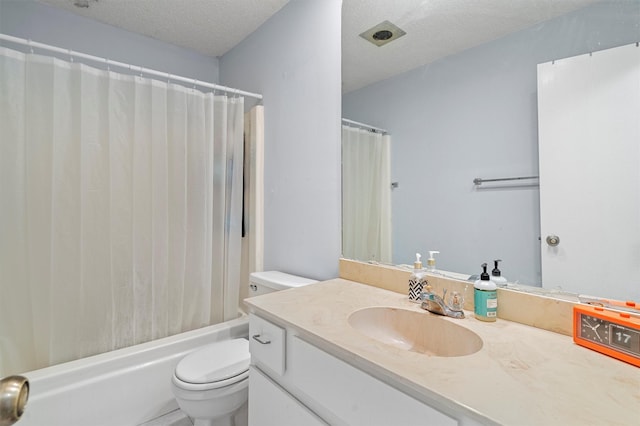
[139,403,248,426]
[139,409,193,426]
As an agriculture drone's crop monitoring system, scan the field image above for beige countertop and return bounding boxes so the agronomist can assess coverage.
[245,278,640,426]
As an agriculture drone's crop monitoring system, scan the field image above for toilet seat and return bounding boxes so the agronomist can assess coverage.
[173,338,250,391]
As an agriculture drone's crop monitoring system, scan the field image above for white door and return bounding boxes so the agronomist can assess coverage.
[537,43,640,302]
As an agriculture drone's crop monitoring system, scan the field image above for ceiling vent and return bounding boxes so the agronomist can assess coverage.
[74,0,98,8]
[359,20,406,47]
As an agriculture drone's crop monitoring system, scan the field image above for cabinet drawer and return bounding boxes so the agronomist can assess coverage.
[249,315,286,375]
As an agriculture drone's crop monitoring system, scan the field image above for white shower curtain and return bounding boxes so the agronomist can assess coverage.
[342,125,392,263]
[0,47,244,374]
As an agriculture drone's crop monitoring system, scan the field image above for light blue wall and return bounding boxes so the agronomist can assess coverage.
[0,0,219,82]
[220,0,342,280]
[343,0,640,286]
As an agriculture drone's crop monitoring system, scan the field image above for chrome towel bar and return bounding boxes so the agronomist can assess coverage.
[473,176,539,185]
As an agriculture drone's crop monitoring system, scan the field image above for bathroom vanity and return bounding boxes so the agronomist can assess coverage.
[248,311,465,425]
[245,277,639,425]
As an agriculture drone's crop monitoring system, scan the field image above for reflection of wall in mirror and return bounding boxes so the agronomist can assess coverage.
[342,1,640,293]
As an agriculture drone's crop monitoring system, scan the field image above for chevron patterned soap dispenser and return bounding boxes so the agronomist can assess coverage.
[408,253,427,302]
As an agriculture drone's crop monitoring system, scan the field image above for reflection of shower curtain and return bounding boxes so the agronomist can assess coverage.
[0,47,244,374]
[342,126,392,263]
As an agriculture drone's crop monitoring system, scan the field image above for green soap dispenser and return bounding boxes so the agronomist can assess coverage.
[491,259,508,287]
[474,263,497,322]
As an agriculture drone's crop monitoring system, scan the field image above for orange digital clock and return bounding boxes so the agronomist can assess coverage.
[573,304,640,367]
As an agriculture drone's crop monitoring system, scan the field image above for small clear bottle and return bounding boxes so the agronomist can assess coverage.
[490,259,508,287]
[426,250,440,273]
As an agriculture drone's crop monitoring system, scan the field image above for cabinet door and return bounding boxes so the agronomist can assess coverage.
[289,336,457,426]
[248,367,327,426]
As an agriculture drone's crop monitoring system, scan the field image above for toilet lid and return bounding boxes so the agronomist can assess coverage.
[175,338,249,384]
[250,271,318,291]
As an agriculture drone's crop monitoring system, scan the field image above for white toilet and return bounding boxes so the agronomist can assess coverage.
[171,271,317,426]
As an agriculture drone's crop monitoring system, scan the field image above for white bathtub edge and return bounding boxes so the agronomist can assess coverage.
[19,315,249,426]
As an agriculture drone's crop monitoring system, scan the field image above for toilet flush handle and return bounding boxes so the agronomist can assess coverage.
[252,334,271,345]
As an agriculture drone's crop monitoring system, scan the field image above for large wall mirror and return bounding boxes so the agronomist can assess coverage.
[342,0,640,302]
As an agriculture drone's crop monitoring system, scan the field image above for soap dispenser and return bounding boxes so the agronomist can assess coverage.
[426,251,440,273]
[474,263,497,322]
[490,259,508,287]
[408,253,426,302]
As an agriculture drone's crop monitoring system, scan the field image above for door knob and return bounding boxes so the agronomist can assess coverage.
[0,375,29,426]
[546,235,560,247]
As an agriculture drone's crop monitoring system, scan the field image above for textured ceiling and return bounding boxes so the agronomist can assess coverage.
[37,0,599,93]
[38,0,290,57]
[341,0,599,92]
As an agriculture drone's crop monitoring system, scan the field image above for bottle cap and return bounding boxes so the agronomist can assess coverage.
[427,251,439,266]
[414,253,422,269]
[492,259,502,277]
[480,263,490,280]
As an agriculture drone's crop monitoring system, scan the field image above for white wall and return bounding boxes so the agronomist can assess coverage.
[0,0,219,83]
[220,0,342,280]
[342,0,640,286]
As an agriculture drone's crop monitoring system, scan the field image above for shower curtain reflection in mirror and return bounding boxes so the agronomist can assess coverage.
[0,47,245,375]
[341,125,392,263]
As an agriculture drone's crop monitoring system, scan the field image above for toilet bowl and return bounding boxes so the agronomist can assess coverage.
[171,338,249,426]
[171,271,318,426]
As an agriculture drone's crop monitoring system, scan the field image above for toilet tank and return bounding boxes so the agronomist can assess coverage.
[248,271,318,297]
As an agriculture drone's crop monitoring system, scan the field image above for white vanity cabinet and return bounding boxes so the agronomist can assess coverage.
[248,314,327,426]
[248,313,471,426]
[248,366,327,426]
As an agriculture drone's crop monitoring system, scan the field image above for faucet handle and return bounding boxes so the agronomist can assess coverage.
[419,282,434,302]
[447,290,464,310]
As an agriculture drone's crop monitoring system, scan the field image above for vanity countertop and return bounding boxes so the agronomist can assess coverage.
[245,278,640,425]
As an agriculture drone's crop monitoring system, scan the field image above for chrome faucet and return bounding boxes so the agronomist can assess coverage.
[420,286,465,319]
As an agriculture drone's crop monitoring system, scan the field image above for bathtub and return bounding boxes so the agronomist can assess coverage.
[17,316,249,426]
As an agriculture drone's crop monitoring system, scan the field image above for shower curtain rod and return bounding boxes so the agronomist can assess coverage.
[342,118,388,134]
[0,33,263,100]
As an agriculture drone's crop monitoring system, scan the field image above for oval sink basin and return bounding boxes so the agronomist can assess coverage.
[348,307,483,357]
